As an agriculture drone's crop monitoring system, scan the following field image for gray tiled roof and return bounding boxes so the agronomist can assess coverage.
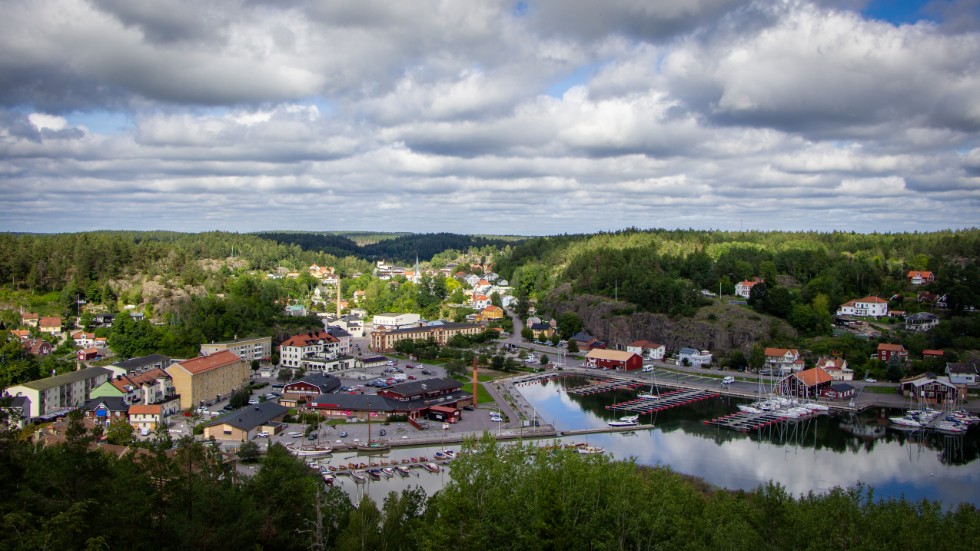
[207,402,290,431]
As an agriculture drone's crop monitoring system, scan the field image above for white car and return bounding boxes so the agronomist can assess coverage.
[722,376,735,385]
[248,398,260,405]
[642,365,654,372]
[256,432,270,438]
[865,378,877,383]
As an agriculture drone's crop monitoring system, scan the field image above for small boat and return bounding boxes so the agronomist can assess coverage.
[737,404,762,414]
[577,445,605,455]
[608,415,639,427]
[289,445,333,456]
[401,458,410,464]
[382,467,395,478]
[322,473,334,485]
[396,465,411,477]
[350,470,367,483]
[935,421,967,435]
[328,465,337,472]
[418,456,429,462]
[357,440,391,452]
[410,457,418,463]
[423,462,441,473]
[367,469,382,480]
[889,416,922,428]
[347,462,358,470]
[441,449,458,459]
[637,393,657,400]
[433,451,446,459]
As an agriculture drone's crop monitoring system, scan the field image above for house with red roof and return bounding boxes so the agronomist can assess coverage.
[21,312,40,327]
[778,367,834,398]
[279,330,340,369]
[734,278,763,299]
[38,317,62,337]
[907,271,934,286]
[763,347,804,374]
[836,296,888,318]
[874,343,908,363]
[814,357,853,381]
[626,340,666,360]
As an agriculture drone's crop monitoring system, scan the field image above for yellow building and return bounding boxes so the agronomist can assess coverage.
[165,350,249,409]
[481,305,504,321]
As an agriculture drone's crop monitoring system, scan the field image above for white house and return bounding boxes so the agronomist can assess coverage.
[814,357,853,381]
[627,340,666,360]
[946,363,978,386]
[836,296,888,318]
[279,331,341,370]
[678,348,712,367]
[764,348,804,374]
[735,278,763,299]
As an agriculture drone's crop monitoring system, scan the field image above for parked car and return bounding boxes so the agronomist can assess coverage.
[339,431,348,438]
[865,378,877,383]
[256,431,270,438]
[248,398,260,405]
[307,434,317,441]
[223,404,235,411]
[722,376,735,385]
[421,369,433,375]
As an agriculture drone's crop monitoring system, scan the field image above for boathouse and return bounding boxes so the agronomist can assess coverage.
[900,374,960,406]
[778,367,833,398]
[584,349,643,371]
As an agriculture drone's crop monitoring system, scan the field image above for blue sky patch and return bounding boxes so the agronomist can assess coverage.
[862,0,934,25]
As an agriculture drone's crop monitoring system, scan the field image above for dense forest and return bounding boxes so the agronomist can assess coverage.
[0,424,977,551]
[497,228,980,334]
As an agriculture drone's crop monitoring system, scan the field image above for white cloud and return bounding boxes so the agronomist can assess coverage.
[0,0,978,234]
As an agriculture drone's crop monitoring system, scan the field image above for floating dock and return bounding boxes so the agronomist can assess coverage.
[606,389,720,414]
[703,409,822,432]
[566,380,642,396]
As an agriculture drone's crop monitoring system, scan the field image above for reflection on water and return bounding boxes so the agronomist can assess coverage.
[517,376,980,507]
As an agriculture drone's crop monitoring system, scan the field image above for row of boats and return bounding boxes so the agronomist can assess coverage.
[737,396,830,418]
[889,408,980,434]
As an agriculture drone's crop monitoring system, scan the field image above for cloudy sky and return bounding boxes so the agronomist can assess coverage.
[1,0,979,235]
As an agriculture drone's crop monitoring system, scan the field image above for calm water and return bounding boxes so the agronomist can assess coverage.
[518,376,980,507]
[318,376,980,508]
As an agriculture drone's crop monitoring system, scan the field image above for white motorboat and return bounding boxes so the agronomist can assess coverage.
[608,415,640,427]
[889,416,922,428]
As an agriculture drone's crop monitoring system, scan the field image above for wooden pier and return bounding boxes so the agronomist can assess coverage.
[606,389,720,414]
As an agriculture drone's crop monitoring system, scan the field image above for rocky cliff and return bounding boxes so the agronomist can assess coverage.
[542,289,797,356]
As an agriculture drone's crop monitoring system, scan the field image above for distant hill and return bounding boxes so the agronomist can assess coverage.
[254,231,524,263]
